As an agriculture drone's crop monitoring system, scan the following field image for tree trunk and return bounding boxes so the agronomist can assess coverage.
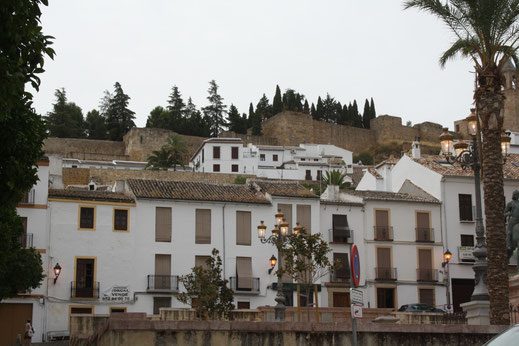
[477,70,510,324]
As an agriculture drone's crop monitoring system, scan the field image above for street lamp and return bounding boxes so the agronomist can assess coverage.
[257,210,292,321]
[440,110,510,303]
[442,249,453,309]
[53,263,62,284]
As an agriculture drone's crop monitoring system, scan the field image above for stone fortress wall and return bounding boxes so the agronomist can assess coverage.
[43,112,445,163]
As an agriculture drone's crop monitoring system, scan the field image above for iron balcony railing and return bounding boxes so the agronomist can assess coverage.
[18,233,33,248]
[329,228,354,244]
[374,226,393,241]
[229,277,260,293]
[416,268,439,282]
[415,228,434,242]
[71,281,100,299]
[147,275,179,292]
[375,267,397,280]
[331,270,351,283]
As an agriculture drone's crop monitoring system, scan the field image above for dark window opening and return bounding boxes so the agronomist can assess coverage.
[213,164,220,172]
[459,194,473,221]
[114,209,128,231]
[232,164,238,172]
[80,207,95,229]
[232,147,239,159]
[213,146,220,159]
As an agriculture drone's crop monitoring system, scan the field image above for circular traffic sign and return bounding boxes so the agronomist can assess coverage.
[351,244,360,287]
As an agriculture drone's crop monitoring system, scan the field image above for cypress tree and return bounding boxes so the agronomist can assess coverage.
[362,99,371,128]
[352,100,362,128]
[315,96,324,121]
[310,103,316,118]
[272,85,282,115]
[370,97,376,120]
[227,104,241,133]
[256,94,272,120]
[303,100,310,114]
[248,103,254,128]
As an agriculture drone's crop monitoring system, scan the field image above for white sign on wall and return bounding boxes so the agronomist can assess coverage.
[102,286,131,302]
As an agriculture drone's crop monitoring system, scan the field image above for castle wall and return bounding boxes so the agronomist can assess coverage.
[43,138,128,161]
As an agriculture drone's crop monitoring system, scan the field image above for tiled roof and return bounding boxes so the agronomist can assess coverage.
[375,156,399,168]
[127,179,270,204]
[411,153,519,179]
[48,189,135,203]
[368,167,383,179]
[344,190,440,204]
[251,180,320,199]
[398,179,437,201]
[349,166,370,187]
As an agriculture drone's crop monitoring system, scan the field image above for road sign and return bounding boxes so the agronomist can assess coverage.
[350,288,363,306]
[351,244,360,287]
[444,304,453,313]
[351,304,363,319]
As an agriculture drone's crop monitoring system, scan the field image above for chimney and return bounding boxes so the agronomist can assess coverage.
[412,136,421,159]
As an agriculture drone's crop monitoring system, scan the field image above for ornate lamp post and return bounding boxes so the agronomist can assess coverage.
[257,211,291,321]
[442,250,453,308]
[440,110,510,303]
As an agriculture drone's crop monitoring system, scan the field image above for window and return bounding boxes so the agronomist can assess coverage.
[195,255,211,270]
[155,207,172,242]
[297,204,311,234]
[417,248,434,281]
[232,147,239,159]
[314,159,318,162]
[419,288,435,306]
[153,297,171,315]
[110,307,127,314]
[333,292,350,307]
[79,206,95,230]
[416,211,432,242]
[236,257,253,290]
[377,287,395,309]
[213,164,220,172]
[113,208,129,232]
[459,194,473,221]
[332,214,350,243]
[73,258,97,298]
[376,247,393,280]
[232,164,238,172]
[202,149,204,163]
[273,154,278,161]
[236,211,251,245]
[154,254,171,289]
[18,217,30,248]
[213,146,220,159]
[316,170,322,181]
[333,253,350,281]
[455,124,460,132]
[195,209,211,244]
[237,301,250,309]
[460,234,474,246]
[260,154,265,161]
[374,209,391,240]
[305,170,312,180]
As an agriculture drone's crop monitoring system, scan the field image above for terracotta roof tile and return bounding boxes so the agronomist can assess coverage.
[127,179,270,204]
[349,166,370,187]
[48,189,135,203]
[368,167,383,179]
[345,190,440,204]
[250,180,319,199]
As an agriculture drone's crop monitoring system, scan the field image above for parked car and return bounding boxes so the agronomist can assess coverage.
[483,324,519,345]
[398,303,444,312]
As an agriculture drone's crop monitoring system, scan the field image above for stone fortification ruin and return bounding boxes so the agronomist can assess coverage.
[43,113,444,163]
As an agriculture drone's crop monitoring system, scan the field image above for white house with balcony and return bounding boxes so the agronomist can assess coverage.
[190,138,353,182]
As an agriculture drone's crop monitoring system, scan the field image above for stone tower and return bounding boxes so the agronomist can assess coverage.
[502,60,519,132]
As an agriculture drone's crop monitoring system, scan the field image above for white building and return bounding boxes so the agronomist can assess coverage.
[190,138,353,182]
[356,142,519,311]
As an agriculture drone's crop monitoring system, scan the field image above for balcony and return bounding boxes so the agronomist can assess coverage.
[18,233,33,248]
[415,228,434,242]
[330,270,350,283]
[374,226,393,241]
[147,275,179,292]
[375,267,397,281]
[71,281,100,299]
[229,277,260,294]
[20,189,35,204]
[329,228,354,244]
[416,268,439,282]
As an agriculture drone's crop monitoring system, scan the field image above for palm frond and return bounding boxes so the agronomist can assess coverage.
[440,36,480,67]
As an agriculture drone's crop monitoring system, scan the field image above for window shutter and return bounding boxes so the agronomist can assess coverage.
[278,204,292,232]
[419,288,434,306]
[195,209,211,244]
[333,253,350,279]
[236,211,251,245]
[297,204,311,234]
[236,257,253,289]
[195,256,211,270]
[155,207,172,242]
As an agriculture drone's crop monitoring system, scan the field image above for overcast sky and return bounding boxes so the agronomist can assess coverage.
[32,0,476,130]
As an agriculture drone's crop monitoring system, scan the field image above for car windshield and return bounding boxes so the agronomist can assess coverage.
[484,325,519,345]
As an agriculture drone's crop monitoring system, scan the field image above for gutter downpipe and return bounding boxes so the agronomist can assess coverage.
[222,204,227,279]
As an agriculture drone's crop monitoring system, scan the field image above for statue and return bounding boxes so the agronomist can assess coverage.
[505,190,519,272]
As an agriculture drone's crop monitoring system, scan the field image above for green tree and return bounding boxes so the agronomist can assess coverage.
[405,0,519,325]
[175,248,234,320]
[0,0,54,301]
[85,109,107,140]
[166,85,186,132]
[45,88,85,138]
[272,85,283,115]
[314,96,324,121]
[362,99,371,129]
[146,106,166,128]
[353,151,373,165]
[310,103,316,119]
[303,100,310,114]
[146,134,188,171]
[185,98,210,137]
[322,169,348,189]
[256,93,273,120]
[282,89,304,112]
[227,104,246,134]
[280,230,337,318]
[322,93,339,123]
[370,97,376,120]
[202,80,227,137]
[106,82,136,141]
[351,100,363,128]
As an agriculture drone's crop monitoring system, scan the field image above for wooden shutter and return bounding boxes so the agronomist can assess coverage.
[375,210,389,227]
[419,288,434,306]
[418,249,432,269]
[333,253,350,279]
[377,247,391,279]
[155,207,172,242]
[155,254,171,289]
[458,194,473,221]
[195,256,211,270]
[333,292,350,307]
[114,209,128,231]
[236,211,251,245]
[416,212,430,241]
[213,146,220,159]
[278,204,292,231]
[236,257,253,289]
[195,209,211,244]
[80,207,95,229]
[297,204,311,234]
[232,147,239,159]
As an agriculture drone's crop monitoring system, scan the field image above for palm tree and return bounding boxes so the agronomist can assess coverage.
[322,169,348,189]
[404,0,519,324]
[165,134,188,171]
[145,147,174,171]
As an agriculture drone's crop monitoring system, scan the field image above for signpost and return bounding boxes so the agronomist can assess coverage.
[349,244,360,346]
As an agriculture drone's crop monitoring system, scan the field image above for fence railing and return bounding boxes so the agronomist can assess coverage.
[375,267,397,280]
[511,305,519,325]
[229,277,260,293]
[18,233,33,248]
[374,226,393,241]
[415,227,434,242]
[416,268,439,282]
[147,275,179,292]
[71,281,100,298]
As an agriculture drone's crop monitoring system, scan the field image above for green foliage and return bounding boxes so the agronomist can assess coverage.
[248,103,262,136]
[227,104,247,134]
[272,85,283,115]
[314,96,323,121]
[175,249,234,320]
[322,170,348,189]
[353,151,374,165]
[282,89,304,112]
[105,82,136,141]
[0,0,54,301]
[85,109,107,139]
[234,176,247,184]
[45,88,85,138]
[303,100,310,114]
[146,134,188,171]
[203,80,227,137]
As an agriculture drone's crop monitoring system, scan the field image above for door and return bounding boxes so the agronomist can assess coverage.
[333,292,350,307]
[377,287,395,309]
[0,303,33,345]
[76,259,95,298]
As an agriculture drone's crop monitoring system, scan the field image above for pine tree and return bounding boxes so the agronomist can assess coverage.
[106,82,136,141]
[303,100,310,114]
[185,97,210,137]
[146,106,166,128]
[227,104,242,133]
[352,100,363,128]
[166,86,186,132]
[362,99,371,129]
[272,85,282,115]
[46,88,85,138]
[202,80,227,137]
[85,109,107,139]
[256,94,272,120]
